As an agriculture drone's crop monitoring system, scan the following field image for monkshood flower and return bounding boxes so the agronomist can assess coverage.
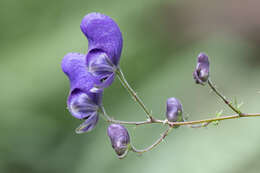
[107,124,130,156]
[80,12,123,91]
[61,53,103,134]
[193,53,210,85]
[166,97,183,122]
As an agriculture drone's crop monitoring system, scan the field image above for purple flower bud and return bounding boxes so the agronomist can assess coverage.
[166,97,183,122]
[61,53,103,133]
[193,53,210,85]
[80,12,123,89]
[107,124,130,156]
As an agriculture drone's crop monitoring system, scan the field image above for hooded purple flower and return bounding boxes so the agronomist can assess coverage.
[166,97,183,122]
[80,12,123,90]
[61,53,103,134]
[193,53,210,85]
[107,124,130,156]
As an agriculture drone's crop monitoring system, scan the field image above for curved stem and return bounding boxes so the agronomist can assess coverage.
[208,79,242,115]
[100,105,260,127]
[99,105,156,125]
[116,67,153,120]
[170,113,260,126]
[131,127,172,154]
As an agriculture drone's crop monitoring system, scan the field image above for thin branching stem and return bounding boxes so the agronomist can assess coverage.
[103,69,260,155]
[207,79,242,115]
[100,106,260,127]
[131,127,172,154]
[99,105,156,125]
[116,67,153,120]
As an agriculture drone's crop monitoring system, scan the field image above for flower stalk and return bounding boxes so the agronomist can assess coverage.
[207,79,243,115]
[116,67,154,121]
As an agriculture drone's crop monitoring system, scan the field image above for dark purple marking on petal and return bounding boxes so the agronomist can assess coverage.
[86,49,117,89]
[75,113,99,134]
[68,90,99,119]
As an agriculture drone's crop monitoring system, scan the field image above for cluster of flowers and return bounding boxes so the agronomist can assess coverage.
[61,12,210,157]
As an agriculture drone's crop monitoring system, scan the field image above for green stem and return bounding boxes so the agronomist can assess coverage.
[99,105,156,125]
[207,79,242,115]
[100,105,260,127]
[116,67,153,120]
[131,127,172,154]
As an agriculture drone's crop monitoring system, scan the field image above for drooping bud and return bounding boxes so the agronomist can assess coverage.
[166,97,183,122]
[107,124,130,156]
[193,53,210,85]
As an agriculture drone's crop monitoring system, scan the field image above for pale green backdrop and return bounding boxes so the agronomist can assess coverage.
[1,0,260,172]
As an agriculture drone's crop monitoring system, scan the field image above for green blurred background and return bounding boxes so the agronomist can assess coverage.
[1,0,260,172]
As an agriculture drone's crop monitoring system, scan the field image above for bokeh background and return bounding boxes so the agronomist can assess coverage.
[1,0,260,172]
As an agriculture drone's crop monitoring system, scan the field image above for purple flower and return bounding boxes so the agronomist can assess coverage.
[61,53,103,133]
[193,53,210,85]
[107,124,130,156]
[80,12,123,90]
[166,97,183,122]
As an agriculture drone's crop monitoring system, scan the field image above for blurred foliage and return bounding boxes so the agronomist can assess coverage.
[1,0,260,173]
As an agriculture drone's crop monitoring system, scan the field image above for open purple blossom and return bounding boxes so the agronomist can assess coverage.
[107,124,130,156]
[193,53,210,85]
[61,53,103,134]
[80,12,123,91]
[166,97,183,122]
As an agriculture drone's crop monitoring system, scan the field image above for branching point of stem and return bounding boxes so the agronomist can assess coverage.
[207,79,243,115]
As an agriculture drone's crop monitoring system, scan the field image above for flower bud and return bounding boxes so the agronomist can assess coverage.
[166,97,183,122]
[107,124,130,156]
[193,53,210,85]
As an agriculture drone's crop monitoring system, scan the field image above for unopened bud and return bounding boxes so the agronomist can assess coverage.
[107,124,130,156]
[166,97,183,122]
[193,53,210,85]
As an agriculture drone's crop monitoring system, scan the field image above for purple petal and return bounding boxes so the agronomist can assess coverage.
[80,12,123,66]
[61,53,100,92]
[75,113,99,134]
[61,52,103,98]
[61,53,103,119]
[86,50,117,89]
[67,90,100,119]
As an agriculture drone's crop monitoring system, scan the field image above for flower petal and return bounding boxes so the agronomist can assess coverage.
[75,113,99,134]
[80,12,123,66]
[61,52,101,92]
[68,90,99,119]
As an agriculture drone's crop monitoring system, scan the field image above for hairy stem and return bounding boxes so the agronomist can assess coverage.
[100,106,260,155]
[131,127,172,154]
[99,105,156,125]
[208,79,242,115]
[100,105,260,127]
[116,67,153,120]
